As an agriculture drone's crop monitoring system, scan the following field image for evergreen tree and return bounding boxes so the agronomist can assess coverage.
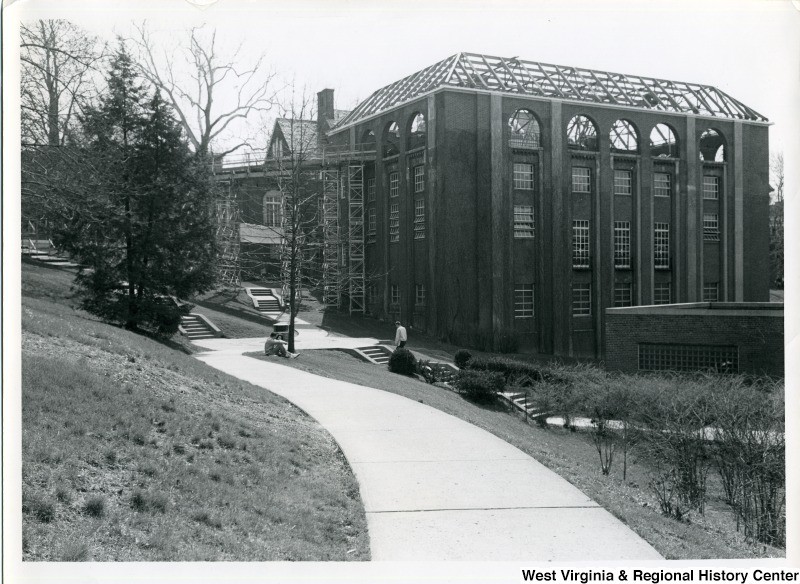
[57,44,217,335]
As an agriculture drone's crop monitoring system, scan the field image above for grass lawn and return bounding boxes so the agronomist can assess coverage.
[257,348,783,560]
[20,263,369,561]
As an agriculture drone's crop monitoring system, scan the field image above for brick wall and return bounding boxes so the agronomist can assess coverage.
[604,304,783,376]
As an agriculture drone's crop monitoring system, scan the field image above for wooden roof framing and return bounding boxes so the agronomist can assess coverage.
[334,52,767,131]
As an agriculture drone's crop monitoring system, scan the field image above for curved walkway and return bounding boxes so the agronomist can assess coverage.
[196,351,663,561]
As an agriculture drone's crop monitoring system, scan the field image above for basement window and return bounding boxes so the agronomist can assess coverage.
[639,343,738,373]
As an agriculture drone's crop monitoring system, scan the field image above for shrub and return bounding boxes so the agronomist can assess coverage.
[83,495,106,518]
[388,348,416,376]
[466,355,547,386]
[453,370,504,403]
[59,539,89,561]
[131,490,168,514]
[454,349,472,369]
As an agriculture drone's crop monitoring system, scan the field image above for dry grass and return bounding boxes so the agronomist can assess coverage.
[21,263,369,561]
[262,348,783,560]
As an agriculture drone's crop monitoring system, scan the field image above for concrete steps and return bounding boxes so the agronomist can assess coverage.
[180,314,221,340]
[357,345,393,365]
[245,287,282,315]
[500,390,549,420]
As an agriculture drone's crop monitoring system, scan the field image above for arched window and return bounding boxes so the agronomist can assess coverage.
[566,115,598,151]
[609,120,639,153]
[650,124,679,158]
[407,113,426,150]
[508,109,541,148]
[699,129,725,162]
[383,121,399,157]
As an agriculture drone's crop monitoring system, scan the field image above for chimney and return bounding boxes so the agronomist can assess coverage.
[317,88,335,136]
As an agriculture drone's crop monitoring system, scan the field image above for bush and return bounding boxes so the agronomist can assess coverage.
[454,349,472,369]
[465,355,547,386]
[83,495,106,518]
[24,494,56,523]
[388,348,416,376]
[453,370,504,403]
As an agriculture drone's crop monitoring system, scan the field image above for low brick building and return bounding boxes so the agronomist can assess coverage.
[604,303,783,376]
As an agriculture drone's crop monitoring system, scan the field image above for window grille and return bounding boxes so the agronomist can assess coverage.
[514,205,534,238]
[703,282,719,302]
[415,284,426,306]
[639,343,738,373]
[703,176,719,200]
[654,172,671,197]
[572,283,591,316]
[573,220,590,268]
[654,223,670,269]
[389,204,399,242]
[389,172,399,198]
[653,282,671,304]
[513,163,534,190]
[614,170,632,196]
[390,284,400,305]
[572,167,591,193]
[614,283,632,307]
[263,195,281,227]
[614,221,631,269]
[414,199,425,240]
[414,165,425,193]
[703,213,720,241]
[367,178,376,202]
[514,284,534,318]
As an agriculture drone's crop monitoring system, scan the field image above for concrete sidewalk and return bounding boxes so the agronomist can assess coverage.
[196,352,663,561]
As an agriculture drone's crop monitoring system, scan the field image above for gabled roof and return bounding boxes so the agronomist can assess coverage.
[272,118,319,156]
[334,52,767,130]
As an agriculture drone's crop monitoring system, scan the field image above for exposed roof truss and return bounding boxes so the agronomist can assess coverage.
[335,52,767,130]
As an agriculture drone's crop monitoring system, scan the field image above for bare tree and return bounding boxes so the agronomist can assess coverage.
[769,152,784,289]
[130,23,276,157]
[20,19,104,147]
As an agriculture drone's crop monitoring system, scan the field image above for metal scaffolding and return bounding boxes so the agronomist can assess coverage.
[346,164,365,314]
[320,169,340,307]
[215,185,241,287]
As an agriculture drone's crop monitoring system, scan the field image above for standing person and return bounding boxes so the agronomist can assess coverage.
[394,321,407,349]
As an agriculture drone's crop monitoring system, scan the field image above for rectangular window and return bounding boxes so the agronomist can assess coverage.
[367,178,376,202]
[654,282,671,305]
[414,198,425,240]
[639,343,738,373]
[415,284,426,306]
[514,284,534,319]
[572,220,590,268]
[614,283,633,307]
[391,284,400,305]
[614,221,631,269]
[514,205,535,238]
[654,223,670,270]
[368,207,376,242]
[572,283,591,316]
[614,170,632,196]
[703,213,720,241]
[389,171,399,198]
[413,165,425,193]
[389,203,399,242]
[703,176,719,200]
[572,167,591,193]
[369,285,378,304]
[654,172,671,198]
[263,195,281,227]
[513,163,534,190]
[703,282,719,302]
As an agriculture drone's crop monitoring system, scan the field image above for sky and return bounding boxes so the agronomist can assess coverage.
[9,0,800,164]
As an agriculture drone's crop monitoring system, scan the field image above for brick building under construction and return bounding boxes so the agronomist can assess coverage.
[219,52,771,359]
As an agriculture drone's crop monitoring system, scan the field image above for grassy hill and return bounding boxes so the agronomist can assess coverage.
[20,263,369,561]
